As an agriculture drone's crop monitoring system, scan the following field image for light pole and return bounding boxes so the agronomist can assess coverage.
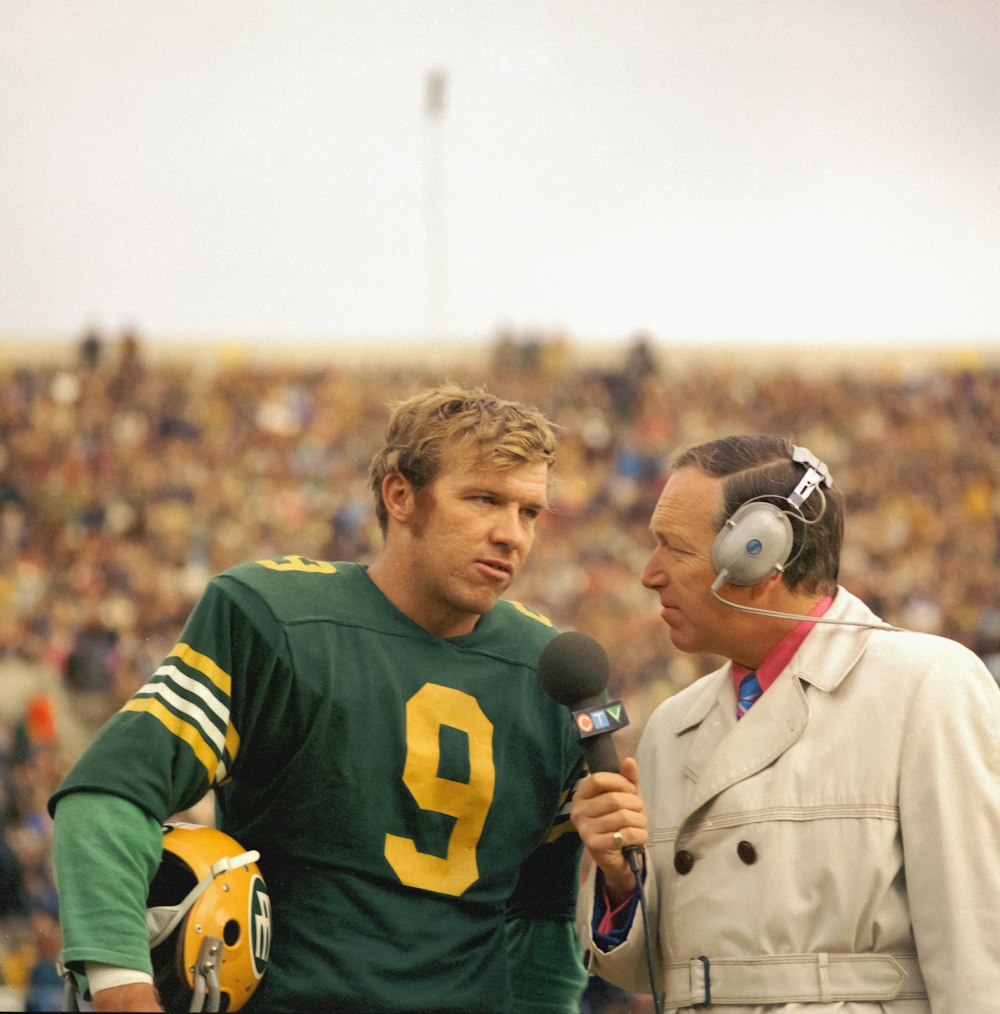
[424,69,448,341]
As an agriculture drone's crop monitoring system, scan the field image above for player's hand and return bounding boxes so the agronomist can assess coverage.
[93,983,163,1012]
[571,756,647,905]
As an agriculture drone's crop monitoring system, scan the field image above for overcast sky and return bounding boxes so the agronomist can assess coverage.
[1,0,997,348]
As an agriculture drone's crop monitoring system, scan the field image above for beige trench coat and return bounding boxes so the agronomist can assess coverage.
[579,589,1000,1013]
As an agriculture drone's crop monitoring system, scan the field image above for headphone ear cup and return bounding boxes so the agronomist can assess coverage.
[711,501,795,586]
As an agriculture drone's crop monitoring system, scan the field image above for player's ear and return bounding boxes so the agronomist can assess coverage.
[381,472,416,524]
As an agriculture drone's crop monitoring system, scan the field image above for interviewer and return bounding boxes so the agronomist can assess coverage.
[573,434,1000,1013]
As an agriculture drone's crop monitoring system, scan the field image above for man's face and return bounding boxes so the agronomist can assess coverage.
[642,466,739,657]
[402,452,550,638]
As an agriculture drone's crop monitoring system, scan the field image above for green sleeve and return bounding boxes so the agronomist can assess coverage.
[505,914,587,1014]
[504,723,587,1010]
[52,792,163,981]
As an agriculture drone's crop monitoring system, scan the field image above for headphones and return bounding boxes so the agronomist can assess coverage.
[710,445,832,589]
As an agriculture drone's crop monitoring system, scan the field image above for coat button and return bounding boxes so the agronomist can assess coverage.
[737,840,757,865]
[674,849,695,874]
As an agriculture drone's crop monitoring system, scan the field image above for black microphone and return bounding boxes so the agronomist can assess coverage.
[538,631,629,776]
[539,631,650,967]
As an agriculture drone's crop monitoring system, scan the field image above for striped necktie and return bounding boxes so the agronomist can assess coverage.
[737,671,762,718]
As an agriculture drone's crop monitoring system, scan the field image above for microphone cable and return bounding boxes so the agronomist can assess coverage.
[621,843,663,1014]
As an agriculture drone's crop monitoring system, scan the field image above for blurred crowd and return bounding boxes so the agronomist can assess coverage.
[0,327,997,1011]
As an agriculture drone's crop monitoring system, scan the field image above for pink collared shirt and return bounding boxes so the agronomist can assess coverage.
[730,594,834,701]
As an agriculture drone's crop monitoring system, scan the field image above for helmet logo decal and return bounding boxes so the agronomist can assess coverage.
[249,875,271,979]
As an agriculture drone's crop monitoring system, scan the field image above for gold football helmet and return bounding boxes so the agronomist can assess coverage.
[146,823,271,1013]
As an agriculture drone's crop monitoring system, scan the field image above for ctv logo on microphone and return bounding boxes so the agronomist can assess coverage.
[571,700,629,739]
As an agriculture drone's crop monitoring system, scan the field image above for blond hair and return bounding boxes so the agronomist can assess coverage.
[368,384,558,535]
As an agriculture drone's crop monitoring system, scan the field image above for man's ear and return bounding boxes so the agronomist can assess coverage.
[381,473,415,524]
[748,569,786,600]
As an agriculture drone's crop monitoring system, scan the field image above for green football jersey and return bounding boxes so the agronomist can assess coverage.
[53,559,586,1012]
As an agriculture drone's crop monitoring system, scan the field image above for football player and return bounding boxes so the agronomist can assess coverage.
[50,384,587,1013]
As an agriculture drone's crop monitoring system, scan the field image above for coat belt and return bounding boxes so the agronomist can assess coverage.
[662,953,926,1008]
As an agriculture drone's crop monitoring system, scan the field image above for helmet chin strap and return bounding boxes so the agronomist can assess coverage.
[147,850,260,948]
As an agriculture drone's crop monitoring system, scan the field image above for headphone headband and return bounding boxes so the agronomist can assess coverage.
[788,445,831,510]
[791,445,831,483]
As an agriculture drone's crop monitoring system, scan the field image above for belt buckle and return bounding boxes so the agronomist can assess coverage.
[691,954,712,1007]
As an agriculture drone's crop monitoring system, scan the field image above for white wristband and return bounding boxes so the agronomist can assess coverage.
[85,961,155,993]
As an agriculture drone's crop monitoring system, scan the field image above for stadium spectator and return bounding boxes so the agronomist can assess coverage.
[22,907,64,1013]
[0,835,27,921]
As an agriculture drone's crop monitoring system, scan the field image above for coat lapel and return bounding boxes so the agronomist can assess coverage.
[670,589,883,828]
[679,667,810,822]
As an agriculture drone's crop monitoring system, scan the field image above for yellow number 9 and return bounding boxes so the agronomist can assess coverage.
[384,683,495,896]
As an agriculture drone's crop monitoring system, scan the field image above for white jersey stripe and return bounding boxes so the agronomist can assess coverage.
[153,665,231,724]
[133,679,227,756]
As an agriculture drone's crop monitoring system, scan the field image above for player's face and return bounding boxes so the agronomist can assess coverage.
[406,453,550,638]
[641,466,739,657]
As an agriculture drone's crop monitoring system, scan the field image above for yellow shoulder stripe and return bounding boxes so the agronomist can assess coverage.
[510,601,553,627]
[224,721,241,765]
[120,697,219,780]
[172,642,232,695]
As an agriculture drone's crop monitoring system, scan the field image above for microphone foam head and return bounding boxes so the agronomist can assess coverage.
[538,631,610,705]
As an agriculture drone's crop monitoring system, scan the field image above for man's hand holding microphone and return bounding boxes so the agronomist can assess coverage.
[570,755,648,905]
